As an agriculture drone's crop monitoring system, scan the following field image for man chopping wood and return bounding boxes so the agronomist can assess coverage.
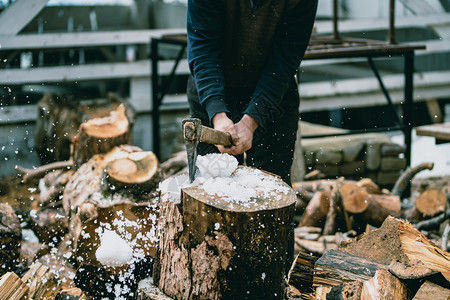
[187,0,318,184]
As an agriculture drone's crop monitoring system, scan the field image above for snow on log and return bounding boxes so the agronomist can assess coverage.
[155,164,297,299]
[61,145,161,299]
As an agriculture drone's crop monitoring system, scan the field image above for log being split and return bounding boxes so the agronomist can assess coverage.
[156,166,297,299]
[72,104,131,169]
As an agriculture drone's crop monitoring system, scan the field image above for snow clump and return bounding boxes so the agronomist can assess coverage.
[96,229,133,267]
[196,153,238,178]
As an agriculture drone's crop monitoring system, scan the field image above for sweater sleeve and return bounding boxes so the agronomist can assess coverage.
[243,0,318,129]
[187,0,229,123]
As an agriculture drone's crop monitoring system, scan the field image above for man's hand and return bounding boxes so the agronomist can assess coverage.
[229,114,258,155]
[212,112,238,154]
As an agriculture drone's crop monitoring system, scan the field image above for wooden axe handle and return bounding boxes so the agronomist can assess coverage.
[199,125,232,146]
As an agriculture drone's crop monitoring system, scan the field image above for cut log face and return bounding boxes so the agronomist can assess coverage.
[72,104,131,169]
[413,281,450,300]
[156,166,297,299]
[105,150,161,193]
[415,189,446,217]
[0,203,22,276]
[341,183,370,214]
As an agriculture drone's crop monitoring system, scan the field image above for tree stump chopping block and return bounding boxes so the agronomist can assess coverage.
[155,167,297,299]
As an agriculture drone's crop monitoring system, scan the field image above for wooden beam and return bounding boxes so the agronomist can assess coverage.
[0,59,190,85]
[0,0,49,36]
[0,28,186,50]
[416,123,450,141]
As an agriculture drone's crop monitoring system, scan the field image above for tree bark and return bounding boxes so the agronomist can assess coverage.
[156,166,297,299]
[0,203,21,276]
[72,104,132,170]
[392,162,434,197]
[298,190,331,227]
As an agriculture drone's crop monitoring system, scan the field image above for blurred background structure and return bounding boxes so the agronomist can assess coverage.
[1,0,450,178]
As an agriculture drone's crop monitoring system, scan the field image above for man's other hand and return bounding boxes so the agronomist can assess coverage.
[230,114,258,155]
[212,112,238,154]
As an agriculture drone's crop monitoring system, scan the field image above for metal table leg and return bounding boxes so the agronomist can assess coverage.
[404,51,414,166]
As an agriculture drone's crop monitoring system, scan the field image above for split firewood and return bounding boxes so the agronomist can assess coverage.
[312,249,388,288]
[392,162,434,197]
[403,189,447,223]
[0,203,22,276]
[298,190,331,227]
[360,269,411,300]
[294,226,322,240]
[156,166,296,299]
[37,253,76,287]
[389,260,438,280]
[326,280,363,300]
[105,150,161,193]
[55,287,87,300]
[22,262,60,299]
[29,206,68,244]
[15,160,73,184]
[413,281,450,300]
[339,216,450,280]
[288,251,319,294]
[0,272,29,300]
[323,178,344,235]
[72,104,132,170]
[357,178,381,194]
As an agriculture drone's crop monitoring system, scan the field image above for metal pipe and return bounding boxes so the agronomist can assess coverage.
[333,0,339,40]
[389,0,396,44]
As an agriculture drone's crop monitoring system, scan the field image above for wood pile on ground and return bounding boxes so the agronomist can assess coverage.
[1,101,449,299]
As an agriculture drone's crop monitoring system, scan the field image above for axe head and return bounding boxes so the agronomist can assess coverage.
[182,118,202,183]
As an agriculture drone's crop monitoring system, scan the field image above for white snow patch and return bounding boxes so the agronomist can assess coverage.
[196,153,238,178]
[96,230,133,267]
[159,173,190,203]
[194,167,290,208]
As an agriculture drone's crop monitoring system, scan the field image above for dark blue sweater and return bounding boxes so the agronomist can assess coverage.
[187,0,318,128]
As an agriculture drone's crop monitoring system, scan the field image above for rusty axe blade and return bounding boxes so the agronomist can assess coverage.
[182,118,232,183]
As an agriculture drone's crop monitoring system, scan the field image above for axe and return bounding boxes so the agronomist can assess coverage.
[182,118,233,183]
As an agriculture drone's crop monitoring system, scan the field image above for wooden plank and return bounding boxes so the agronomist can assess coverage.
[0,59,190,85]
[416,123,450,141]
[0,0,49,36]
[0,28,185,50]
[426,99,443,123]
[314,13,450,34]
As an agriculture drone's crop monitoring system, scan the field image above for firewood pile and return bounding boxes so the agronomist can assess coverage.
[0,102,449,299]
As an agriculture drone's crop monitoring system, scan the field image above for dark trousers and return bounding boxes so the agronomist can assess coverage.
[186,75,300,185]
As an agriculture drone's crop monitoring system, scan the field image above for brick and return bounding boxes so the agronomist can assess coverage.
[380,157,406,171]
